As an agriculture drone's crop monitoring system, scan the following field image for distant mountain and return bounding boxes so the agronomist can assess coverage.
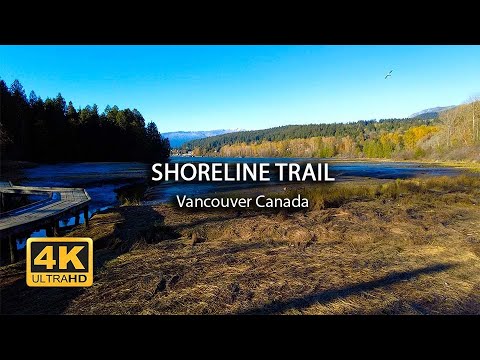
[410,106,455,119]
[163,129,244,148]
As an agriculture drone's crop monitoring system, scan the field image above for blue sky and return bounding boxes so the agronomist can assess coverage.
[1,45,479,133]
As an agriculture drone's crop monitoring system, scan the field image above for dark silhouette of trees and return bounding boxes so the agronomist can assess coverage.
[0,78,170,163]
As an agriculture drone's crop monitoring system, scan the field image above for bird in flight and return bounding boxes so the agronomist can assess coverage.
[385,70,393,79]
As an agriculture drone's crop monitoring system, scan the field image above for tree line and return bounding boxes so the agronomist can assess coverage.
[212,124,439,159]
[0,79,170,163]
[184,100,480,161]
[184,118,439,159]
[183,117,436,153]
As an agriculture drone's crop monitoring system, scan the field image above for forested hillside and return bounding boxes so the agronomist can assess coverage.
[0,79,170,162]
[183,118,434,151]
[184,101,480,161]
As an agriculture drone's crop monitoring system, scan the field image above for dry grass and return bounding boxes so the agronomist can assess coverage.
[1,175,480,314]
[405,159,480,173]
[294,175,480,210]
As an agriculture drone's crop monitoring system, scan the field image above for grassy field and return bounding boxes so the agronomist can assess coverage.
[1,175,480,314]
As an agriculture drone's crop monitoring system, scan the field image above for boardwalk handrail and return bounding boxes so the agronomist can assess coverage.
[0,185,91,237]
[0,191,53,219]
[83,188,92,201]
[0,183,91,263]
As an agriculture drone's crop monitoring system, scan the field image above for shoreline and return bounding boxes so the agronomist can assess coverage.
[3,157,478,168]
[1,175,480,314]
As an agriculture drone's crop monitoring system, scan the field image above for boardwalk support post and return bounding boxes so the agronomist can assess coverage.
[0,184,90,254]
[9,236,18,263]
[84,207,89,228]
[53,220,60,236]
[46,225,54,237]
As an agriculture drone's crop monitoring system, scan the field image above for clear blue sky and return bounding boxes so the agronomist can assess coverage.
[1,45,479,133]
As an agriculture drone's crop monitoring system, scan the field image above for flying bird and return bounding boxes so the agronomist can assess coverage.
[385,70,393,79]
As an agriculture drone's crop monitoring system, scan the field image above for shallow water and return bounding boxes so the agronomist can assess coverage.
[20,162,148,214]
[146,157,463,203]
[14,158,463,211]
[5,158,463,248]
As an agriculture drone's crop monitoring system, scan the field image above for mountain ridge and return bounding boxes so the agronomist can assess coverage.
[409,105,455,119]
[164,128,243,148]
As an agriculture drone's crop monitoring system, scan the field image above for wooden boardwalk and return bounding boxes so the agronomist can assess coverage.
[0,183,91,263]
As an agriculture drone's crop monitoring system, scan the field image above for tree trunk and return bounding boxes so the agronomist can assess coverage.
[474,103,477,143]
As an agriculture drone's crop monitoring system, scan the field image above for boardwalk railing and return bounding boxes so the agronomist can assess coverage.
[0,183,91,264]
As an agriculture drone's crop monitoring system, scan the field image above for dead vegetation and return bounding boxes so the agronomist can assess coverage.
[1,176,480,314]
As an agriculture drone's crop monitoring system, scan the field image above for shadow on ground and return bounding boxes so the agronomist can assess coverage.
[238,263,454,314]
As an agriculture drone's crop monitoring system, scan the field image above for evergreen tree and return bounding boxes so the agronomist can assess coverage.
[0,79,170,163]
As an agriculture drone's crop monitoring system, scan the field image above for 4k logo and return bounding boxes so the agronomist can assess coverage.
[26,238,93,287]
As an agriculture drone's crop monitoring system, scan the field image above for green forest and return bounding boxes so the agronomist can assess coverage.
[183,101,480,161]
[0,79,170,163]
[184,118,435,150]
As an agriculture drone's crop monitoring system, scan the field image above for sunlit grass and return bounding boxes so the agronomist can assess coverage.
[286,175,480,210]
[59,174,480,315]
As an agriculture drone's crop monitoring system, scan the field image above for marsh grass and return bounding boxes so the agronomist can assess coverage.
[115,183,147,206]
[285,175,480,211]
[2,175,480,315]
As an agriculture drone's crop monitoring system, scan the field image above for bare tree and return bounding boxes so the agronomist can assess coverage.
[467,95,480,144]
[441,107,458,147]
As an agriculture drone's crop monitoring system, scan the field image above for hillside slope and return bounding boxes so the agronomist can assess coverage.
[409,106,455,119]
[182,100,480,161]
[183,118,436,152]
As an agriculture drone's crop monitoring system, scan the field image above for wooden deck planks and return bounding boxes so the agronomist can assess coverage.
[0,185,91,237]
